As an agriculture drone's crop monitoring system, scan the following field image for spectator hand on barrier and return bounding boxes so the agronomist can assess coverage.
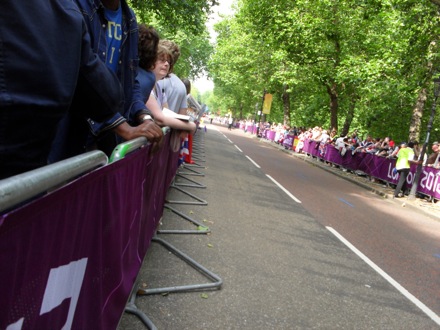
[114,121,163,143]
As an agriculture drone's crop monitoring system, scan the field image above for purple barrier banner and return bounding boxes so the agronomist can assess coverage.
[283,134,295,149]
[302,139,440,199]
[266,130,275,141]
[0,137,178,329]
[244,124,257,134]
[416,166,440,197]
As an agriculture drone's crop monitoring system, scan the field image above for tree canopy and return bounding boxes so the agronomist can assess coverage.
[208,0,440,143]
[131,0,440,143]
[130,0,216,79]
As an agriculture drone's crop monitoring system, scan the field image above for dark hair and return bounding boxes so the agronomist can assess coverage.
[182,78,191,94]
[138,25,160,71]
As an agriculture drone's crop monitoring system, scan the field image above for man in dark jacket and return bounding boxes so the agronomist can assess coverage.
[0,0,162,179]
[50,0,162,158]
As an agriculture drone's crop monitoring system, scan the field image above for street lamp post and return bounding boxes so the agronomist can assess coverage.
[256,89,266,137]
[408,77,440,200]
[254,102,259,129]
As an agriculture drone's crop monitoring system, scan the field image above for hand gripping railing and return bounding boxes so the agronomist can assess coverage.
[109,127,170,163]
[109,137,148,162]
[0,150,108,213]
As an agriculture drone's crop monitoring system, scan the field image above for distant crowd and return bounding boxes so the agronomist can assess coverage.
[211,117,440,169]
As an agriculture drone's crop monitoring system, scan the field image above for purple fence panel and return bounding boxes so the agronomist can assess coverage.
[324,145,341,163]
[304,140,320,157]
[283,134,295,149]
[302,139,440,199]
[266,130,276,141]
[417,166,440,198]
[0,139,177,329]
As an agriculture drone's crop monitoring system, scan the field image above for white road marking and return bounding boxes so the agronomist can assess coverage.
[327,226,440,326]
[266,175,302,203]
[246,156,260,168]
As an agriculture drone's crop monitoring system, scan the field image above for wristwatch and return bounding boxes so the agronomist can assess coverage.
[142,115,153,122]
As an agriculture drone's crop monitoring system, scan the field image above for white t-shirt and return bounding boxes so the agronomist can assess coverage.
[157,74,187,113]
[335,137,346,150]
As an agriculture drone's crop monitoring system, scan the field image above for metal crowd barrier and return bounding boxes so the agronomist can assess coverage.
[0,150,108,213]
[0,132,178,329]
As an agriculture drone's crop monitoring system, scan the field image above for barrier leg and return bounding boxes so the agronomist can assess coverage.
[157,204,210,235]
[177,164,205,177]
[166,185,208,205]
[173,173,206,188]
[137,236,222,295]
[124,287,158,330]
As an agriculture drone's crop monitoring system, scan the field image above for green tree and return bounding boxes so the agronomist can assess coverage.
[208,0,440,143]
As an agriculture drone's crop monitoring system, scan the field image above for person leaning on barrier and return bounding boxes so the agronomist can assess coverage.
[137,25,160,104]
[426,141,439,168]
[0,0,151,180]
[411,140,427,165]
[50,0,163,161]
[156,39,196,151]
[137,27,196,135]
[157,40,189,115]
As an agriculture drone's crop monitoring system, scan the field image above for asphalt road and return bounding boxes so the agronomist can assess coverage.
[220,124,440,316]
[119,124,440,329]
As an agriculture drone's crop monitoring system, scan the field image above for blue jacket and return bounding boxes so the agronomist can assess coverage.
[0,0,124,178]
[138,68,156,103]
[75,0,149,134]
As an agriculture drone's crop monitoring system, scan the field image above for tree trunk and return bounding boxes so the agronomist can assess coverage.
[282,84,291,127]
[408,39,435,142]
[341,96,356,137]
[326,82,338,133]
[409,87,427,142]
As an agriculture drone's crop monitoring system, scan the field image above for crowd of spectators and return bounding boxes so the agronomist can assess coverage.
[203,116,440,172]
[252,123,439,168]
[0,0,197,181]
[248,122,439,199]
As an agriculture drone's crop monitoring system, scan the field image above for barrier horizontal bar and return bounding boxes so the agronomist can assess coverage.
[109,127,171,163]
[0,150,108,213]
[109,137,148,162]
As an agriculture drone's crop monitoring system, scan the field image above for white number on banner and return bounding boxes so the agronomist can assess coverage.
[6,318,24,330]
[40,258,88,330]
[6,258,88,330]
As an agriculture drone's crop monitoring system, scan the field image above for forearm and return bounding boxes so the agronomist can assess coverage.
[145,95,195,133]
[145,94,166,125]
[112,121,163,142]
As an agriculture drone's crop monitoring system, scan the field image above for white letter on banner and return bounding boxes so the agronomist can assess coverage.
[6,318,24,330]
[426,172,435,191]
[40,258,88,330]
[420,170,428,189]
[387,164,393,179]
[406,172,414,185]
[435,174,440,194]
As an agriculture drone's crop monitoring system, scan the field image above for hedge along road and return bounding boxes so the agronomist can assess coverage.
[213,123,440,325]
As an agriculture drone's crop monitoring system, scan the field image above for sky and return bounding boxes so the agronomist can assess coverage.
[192,0,235,93]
